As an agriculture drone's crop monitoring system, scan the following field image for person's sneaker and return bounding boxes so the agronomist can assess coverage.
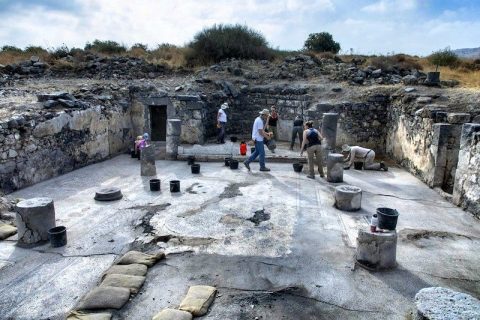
[243,161,250,171]
[259,167,271,172]
[380,162,388,171]
[307,175,315,179]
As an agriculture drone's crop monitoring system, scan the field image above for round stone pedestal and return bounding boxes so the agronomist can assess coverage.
[335,185,362,211]
[414,287,480,320]
[15,197,56,245]
[327,153,344,183]
[356,229,397,270]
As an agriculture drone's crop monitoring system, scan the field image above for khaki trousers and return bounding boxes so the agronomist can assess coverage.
[307,144,324,176]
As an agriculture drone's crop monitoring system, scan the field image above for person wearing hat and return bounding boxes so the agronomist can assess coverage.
[217,102,229,144]
[243,109,273,172]
[341,144,388,171]
[300,121,325,179]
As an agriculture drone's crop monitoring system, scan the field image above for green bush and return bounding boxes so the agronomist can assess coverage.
[84,40,127,54]
[131,43,148,51]
[1,45,23,53]
[50,44,70,59]
[428,48,459,70]
[304,32,340,53]
[24,45,47,54]
[187,24,273,64]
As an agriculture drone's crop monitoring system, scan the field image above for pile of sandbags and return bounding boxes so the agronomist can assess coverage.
[68,250,165,320]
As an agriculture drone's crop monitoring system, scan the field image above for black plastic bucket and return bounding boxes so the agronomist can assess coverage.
[224,157,231,166]
[191,164,200,174]
[150,179,161,191]
[376,208,399,230]
[48,226,67,247]
[187,156,195,165]
[229,159,239,169]
[170,180,180,193]
[354,161,364,170]
[293,163,303,172]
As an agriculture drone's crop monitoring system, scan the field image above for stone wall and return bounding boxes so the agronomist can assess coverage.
[386,97,470,192]
[0,106,133,192]
[214,85,388,152]
[306,95,390,153]
[453,123,480,218]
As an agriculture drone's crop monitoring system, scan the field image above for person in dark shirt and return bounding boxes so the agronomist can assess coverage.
[290,115,303,150]
[300,121,325,179]
[266,105,279,140]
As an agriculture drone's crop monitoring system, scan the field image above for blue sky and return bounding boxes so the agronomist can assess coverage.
[0,0,479,55]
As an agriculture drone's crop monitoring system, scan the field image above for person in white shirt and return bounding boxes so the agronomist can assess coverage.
[243,109,273,172]
[342,144,388,171]
[217,102,228,144]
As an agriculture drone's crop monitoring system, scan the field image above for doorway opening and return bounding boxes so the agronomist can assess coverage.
[150,105,167,141]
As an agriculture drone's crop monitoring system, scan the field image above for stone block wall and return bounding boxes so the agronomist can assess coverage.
[218,85,388,152]
[0,106,132,193]
[307,96,389,153]
[386,99,469,192]
[453,123,480,217]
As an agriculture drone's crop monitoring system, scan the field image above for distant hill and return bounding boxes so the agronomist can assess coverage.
[453,47,480,58]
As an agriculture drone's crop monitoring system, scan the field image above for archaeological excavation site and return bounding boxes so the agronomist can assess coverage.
[1,52,479,320]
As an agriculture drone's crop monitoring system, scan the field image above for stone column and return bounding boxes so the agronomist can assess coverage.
[322,113,339,152]
[166,119,182,160]
[327,153,344,183]
[453,123,480,217]
[15,197,56,245]
[429,123,451,188]
[356,229,397,270]
[141,145,157,176]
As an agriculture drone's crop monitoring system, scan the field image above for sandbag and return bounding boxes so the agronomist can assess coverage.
[152,309,192,320]
[103,263,148,278]
[0,223,17,240]
[116,251,165,267]
[76,286,130,310]
[67,311,112,320]
[179,285,217,316]
[100,274,146,293]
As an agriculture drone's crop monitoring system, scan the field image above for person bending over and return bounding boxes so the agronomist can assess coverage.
[342,144,387,171]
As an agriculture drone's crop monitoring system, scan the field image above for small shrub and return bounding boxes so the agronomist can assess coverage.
[187,24,273,65]
[84,40,127,54]
[50,44,70,59]
[1,45,23,53]
[24,45,48,55]
[131,43,148,51]
[303,32,341,54]
[428,48,459,71]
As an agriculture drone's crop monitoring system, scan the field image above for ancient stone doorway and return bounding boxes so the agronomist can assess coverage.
[150,105,167,141]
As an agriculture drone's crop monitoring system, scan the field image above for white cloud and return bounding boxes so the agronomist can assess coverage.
[0,0,478,55]
[362,0,417,13]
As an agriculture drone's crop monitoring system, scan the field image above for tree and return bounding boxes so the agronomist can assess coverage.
[428,48,459,71]
[304,32,340,54]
